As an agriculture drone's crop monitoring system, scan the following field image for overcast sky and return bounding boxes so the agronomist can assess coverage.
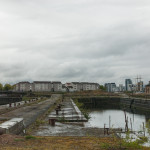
[0,0,150,85]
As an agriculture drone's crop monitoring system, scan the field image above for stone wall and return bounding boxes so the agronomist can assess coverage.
[120,98,150,110]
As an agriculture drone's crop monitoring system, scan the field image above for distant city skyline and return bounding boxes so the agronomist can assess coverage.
[0,0,150,85]
[1,76,150,87]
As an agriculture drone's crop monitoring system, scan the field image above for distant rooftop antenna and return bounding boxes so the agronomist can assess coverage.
[135,75,142,83]
[134,75,142,92]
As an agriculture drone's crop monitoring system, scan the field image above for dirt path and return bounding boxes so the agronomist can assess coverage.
[0,94,61,128]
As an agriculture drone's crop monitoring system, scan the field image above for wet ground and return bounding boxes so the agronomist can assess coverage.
[33,121,107,137]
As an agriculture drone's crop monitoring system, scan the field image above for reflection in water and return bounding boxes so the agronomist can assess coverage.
[85,109,147,131]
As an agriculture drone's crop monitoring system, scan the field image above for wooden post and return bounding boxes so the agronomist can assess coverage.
[130,118,132,132]
[104,124,106,135]
[109,116,111,128]
[49,119,56,126]
[143,122,145,137]
[56,109,59,115]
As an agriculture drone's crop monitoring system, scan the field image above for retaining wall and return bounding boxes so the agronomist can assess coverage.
[76,96,150,112]
[0,118,24,135]
[0,97,22,105]
[120,98,150,110]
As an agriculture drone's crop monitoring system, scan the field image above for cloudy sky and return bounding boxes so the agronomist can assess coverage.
[0,0,150,85]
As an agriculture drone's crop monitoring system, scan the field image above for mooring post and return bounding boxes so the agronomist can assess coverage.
[104,124,105,135]
[130,118,132,132]
[14,103,16,107]
[109,116,111,128]
[49,119,56,126]
[9,103,11,107]
[143,122,145,137]
[56,109,59,115]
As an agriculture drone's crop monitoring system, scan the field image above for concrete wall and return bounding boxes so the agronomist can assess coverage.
[77,97,121,109]
[120,98,150,110]
[0,118,24,135]
[0,97,22,105]
[77,96,150,112]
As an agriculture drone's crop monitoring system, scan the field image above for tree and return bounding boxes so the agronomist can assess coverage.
[3,84,12,91]
[99,85,106,91]
[0,83,3,91]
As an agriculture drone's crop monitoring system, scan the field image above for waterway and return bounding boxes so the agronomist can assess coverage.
[85,109,148,131]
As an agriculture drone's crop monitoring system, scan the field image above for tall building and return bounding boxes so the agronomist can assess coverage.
[105,83,116,92]
[119,84,124,92]
[145,81,150,94]
[125,79,132,91]
[137,81,144,92]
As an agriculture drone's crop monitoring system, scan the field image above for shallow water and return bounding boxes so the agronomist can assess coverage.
[85,109,147,131]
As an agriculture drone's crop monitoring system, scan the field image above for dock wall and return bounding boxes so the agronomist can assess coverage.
[76,96,150,112]
[120,98,150,111]
[0,97,22,105]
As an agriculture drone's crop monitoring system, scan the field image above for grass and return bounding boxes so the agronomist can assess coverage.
[73,99,90,120]
[1,136,150,150]
[25,135,37,140]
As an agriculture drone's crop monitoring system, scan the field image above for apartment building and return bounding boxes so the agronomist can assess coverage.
[65,82,99,91]
[71,82,81,91]
[13,81,98,92]
[80,82,99,91]
[14,82,31,92]
[145,81,150,94]
[52,81,62,92]
[105,83,116,92]
[65,83,74,92]
[32,81,52,92]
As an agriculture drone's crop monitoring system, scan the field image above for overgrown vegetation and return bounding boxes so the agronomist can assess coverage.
[74,99,90,120]
[25,135,37,140]
[1,136,149,150]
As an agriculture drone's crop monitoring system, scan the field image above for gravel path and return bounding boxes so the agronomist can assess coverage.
[0,94,61,127]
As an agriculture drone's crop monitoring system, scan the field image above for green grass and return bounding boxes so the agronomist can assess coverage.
[25,135,37,140]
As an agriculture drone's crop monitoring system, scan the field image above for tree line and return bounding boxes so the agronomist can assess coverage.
[0,83,14,91]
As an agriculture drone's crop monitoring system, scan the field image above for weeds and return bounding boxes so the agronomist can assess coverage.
[74,99,90,120]
[25,135,37,140]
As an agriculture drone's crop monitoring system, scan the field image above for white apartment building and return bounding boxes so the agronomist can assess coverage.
[52,81,62,92]
[13,81,99,92]
[65,82,99,92]
[14,82,31,92]
[32,81,52,92]
[71,82,81,91]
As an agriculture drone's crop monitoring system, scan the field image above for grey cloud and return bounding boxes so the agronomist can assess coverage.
[0,0,150,85]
